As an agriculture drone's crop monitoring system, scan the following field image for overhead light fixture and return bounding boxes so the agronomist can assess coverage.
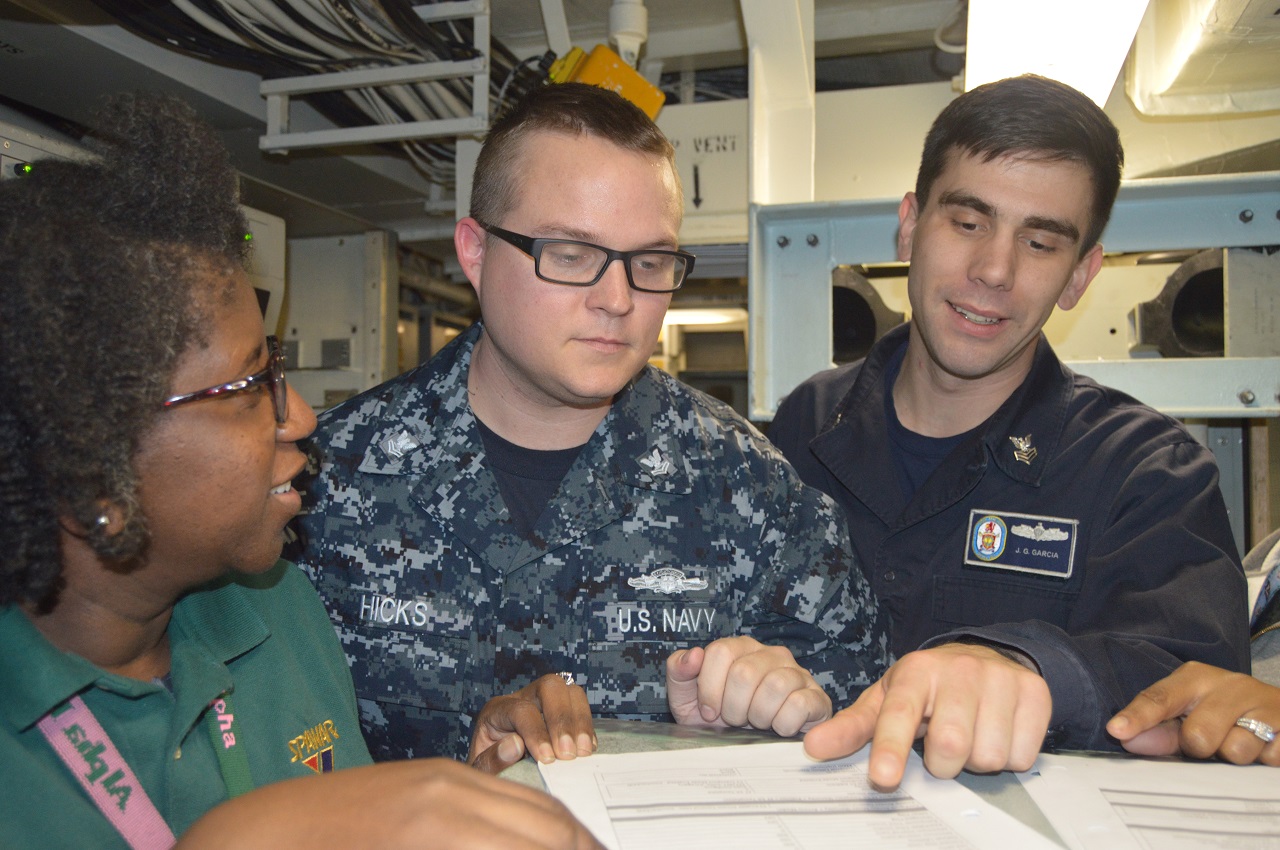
[964,0,1152,107]
[663,307,749,327]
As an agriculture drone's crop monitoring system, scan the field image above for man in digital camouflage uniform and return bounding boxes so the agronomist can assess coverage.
[291,82,889,766]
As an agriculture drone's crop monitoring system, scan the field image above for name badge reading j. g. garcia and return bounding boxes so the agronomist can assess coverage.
[964,509,1078,579]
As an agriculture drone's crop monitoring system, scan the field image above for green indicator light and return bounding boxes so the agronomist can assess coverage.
[243,232,254,242]
[16,162,33,177]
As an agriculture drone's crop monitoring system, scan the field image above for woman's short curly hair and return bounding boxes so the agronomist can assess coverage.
[0,92,250,607]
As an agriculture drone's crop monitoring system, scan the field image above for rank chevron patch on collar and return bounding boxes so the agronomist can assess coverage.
[1009,434,1037,465]
[381,429,421,461]
[637,446,674,477]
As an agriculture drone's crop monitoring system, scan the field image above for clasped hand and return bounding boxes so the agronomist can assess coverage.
[665,636,832,735]
[469,674,596,773]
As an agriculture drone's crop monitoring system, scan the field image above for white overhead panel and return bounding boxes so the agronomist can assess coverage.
[658,98,749,244]
[966,0,1150,107]
[1127,0,1280,115]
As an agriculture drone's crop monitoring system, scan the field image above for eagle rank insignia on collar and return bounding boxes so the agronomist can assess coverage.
[1009,434,1037,465]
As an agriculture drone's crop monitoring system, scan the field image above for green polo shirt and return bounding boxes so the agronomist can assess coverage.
[0,560,372,848]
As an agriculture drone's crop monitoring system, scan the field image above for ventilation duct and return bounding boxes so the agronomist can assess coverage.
[831,266,905,365]
[1129,247,1280,360]
[1129,249,1225,358]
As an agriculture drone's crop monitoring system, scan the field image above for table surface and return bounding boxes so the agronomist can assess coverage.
[502,718,1066,847]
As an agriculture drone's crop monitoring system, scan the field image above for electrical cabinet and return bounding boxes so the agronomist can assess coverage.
[281,231,399,411]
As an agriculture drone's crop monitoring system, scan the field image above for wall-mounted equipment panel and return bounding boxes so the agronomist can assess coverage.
[750,170,1280,553]
[282,231,400,412]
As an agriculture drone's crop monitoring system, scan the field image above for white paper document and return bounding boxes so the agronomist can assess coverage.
[1018,752,1280,850]
[538,741,1059,850]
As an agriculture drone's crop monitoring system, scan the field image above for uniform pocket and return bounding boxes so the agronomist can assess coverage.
[933,574,1077,629]
[586,640,680,715]
[323,582,478,713]
[586,598,725,715]
[345,623,474,713]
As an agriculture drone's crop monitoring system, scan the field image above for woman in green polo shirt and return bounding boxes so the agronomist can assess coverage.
[0,92,599,850]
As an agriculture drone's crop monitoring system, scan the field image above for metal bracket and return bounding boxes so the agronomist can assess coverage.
[749,170,1280,420]
[259,0,490,153]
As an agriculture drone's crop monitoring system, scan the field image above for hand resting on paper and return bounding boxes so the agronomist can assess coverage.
[1107,661,1280,767]
[804,642,1051,789]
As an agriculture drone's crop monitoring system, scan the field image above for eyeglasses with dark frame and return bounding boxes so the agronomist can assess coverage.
[162,336,288,424]
[480,223,695,293]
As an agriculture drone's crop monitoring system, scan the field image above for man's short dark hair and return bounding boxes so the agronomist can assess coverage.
[914,74,1124,254]
[469,81,681,227]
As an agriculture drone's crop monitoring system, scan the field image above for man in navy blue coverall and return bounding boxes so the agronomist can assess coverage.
[769,74,1250,788]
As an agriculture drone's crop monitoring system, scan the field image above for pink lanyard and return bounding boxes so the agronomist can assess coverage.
[37,694,177,850]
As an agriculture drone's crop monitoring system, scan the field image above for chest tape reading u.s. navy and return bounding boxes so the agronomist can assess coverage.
[354,565,721,641]
[595,566,719,642]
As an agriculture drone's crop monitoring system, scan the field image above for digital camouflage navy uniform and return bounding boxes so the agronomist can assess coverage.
[292,322,889,761]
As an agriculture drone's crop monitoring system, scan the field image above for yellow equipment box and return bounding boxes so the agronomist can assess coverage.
[547,44,666,119]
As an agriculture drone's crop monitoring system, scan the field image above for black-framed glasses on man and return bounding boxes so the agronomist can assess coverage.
[480,222,695,293]
[162,335,289,424]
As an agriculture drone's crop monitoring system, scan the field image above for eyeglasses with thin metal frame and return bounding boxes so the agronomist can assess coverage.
[480,223,696,293]
[162,336,289,424]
